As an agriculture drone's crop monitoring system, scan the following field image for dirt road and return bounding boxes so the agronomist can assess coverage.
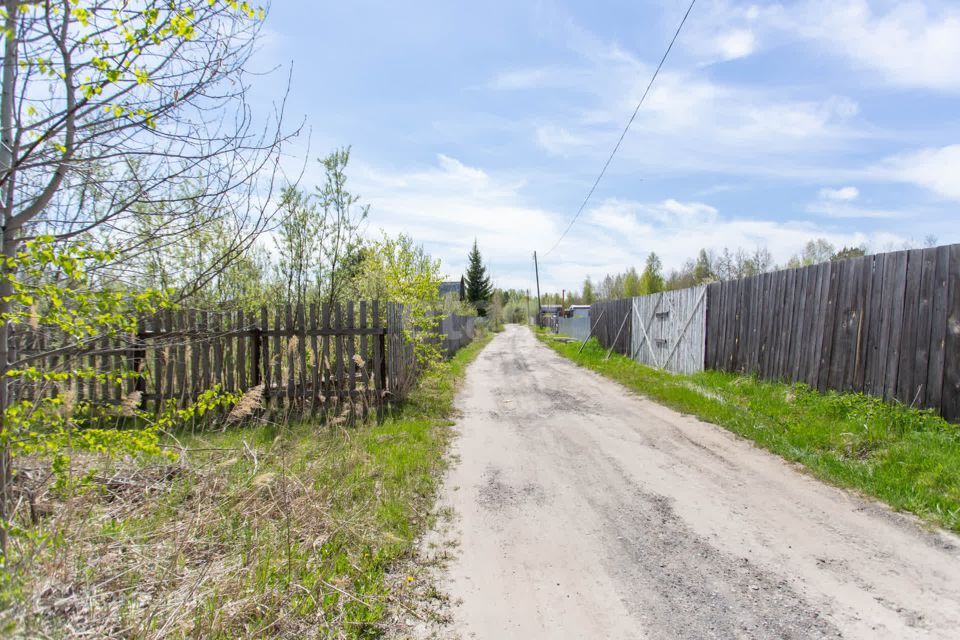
[420,325,960,639]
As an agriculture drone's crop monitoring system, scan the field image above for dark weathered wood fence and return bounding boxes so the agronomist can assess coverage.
[436,314,477,358]
[588,298,633,356]
[584,243,960,422]
[14,301,479,415]
[706,244,960,421]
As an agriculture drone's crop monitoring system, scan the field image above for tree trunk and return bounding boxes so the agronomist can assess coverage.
[0,0,19,556]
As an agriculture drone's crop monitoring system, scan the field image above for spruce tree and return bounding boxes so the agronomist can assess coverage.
[465,239,493,315]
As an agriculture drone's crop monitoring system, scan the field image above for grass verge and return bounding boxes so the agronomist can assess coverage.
[2,332,493,639]
[537,329,960,533]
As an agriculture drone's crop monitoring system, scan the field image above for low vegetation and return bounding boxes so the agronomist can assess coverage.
[1,332,492,638]
[538,330,960,533]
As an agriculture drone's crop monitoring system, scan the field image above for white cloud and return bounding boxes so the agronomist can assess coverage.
[678,0,960,91]
[533,64,864,172]
[555,196,905,285]
[792,0,960,92]
[807,185,905,218]
[344,155,910,291]
[496,21,866,175]
[351,155,556,284]
[806,202,903,220]
[818,186,860,201]
[677,0,767,64]
[535,125,591,156]
[587,200,654,237]
[874,144,960,200]
[712,28,757,61]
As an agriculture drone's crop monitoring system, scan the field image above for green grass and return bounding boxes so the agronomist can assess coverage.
[4,332,493,639]
[537,329,960,533]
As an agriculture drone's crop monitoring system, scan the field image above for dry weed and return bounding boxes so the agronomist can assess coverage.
[0,424,379,639]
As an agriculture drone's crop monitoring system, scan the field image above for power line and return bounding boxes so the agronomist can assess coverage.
[542,0,697,258]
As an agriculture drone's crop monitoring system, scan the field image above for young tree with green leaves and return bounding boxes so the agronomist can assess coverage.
[355,233,443,370]
[464,239,492,315]
[623,267,642,297]
[0,0,292,553]
[582,277,595,304]
[639,252,664,295]
[693,249,714,283]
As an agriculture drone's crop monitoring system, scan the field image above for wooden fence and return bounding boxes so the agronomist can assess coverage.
[706,244,960,421]
[631,286,706,375]
[583,243,960,423]
[436,314,478,358]
[588,298,633,356]
[13,302,478,415]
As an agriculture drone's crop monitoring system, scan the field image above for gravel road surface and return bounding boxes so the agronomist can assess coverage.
[420,325,960,639]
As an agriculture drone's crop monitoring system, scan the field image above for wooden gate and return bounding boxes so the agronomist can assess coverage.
[630,286,706,374]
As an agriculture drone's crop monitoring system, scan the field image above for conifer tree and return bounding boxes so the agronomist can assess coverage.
[464,239,493,315]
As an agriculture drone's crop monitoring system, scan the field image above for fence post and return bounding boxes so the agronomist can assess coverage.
[131,318,147,409]
[251,324,262,388]
[260,306,270,406]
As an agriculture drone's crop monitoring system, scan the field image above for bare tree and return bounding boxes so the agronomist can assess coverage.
[0,0,299,551]
[275,185,325,309]
[317,147,368,307]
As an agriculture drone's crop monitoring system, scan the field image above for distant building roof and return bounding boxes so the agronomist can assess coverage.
[438,279,464,299]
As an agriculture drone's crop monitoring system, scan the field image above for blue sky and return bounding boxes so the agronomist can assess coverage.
[249,0,960,292]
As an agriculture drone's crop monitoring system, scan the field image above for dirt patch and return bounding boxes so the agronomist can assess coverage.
[400,325,960,639]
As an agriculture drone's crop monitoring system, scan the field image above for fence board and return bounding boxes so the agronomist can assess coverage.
[851,257,872,392]
[883,251,909,400]
[334,304,344,401]
[347,301,357,396]
[789,268,807,382]
[926,247,950,412]
[373,300,383,398]
[896,250,924,404]
[153,315,164,413]
[236,310,246,391]
[943,245,960,422]
[309,303,319,413]
[865,253,886,397]
[261,307,271,406]
[212,313,223,388]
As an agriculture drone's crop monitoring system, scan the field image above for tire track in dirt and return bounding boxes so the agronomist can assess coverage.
[406,325,960,639]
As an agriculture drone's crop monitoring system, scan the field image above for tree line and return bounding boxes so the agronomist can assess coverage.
[543,236,938,306]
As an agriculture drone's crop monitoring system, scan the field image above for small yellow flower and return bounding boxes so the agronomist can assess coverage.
[406,576,414,583]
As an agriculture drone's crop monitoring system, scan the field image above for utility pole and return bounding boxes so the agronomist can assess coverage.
[533,251,542,328]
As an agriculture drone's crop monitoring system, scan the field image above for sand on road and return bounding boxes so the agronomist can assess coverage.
[416,325,960,639]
